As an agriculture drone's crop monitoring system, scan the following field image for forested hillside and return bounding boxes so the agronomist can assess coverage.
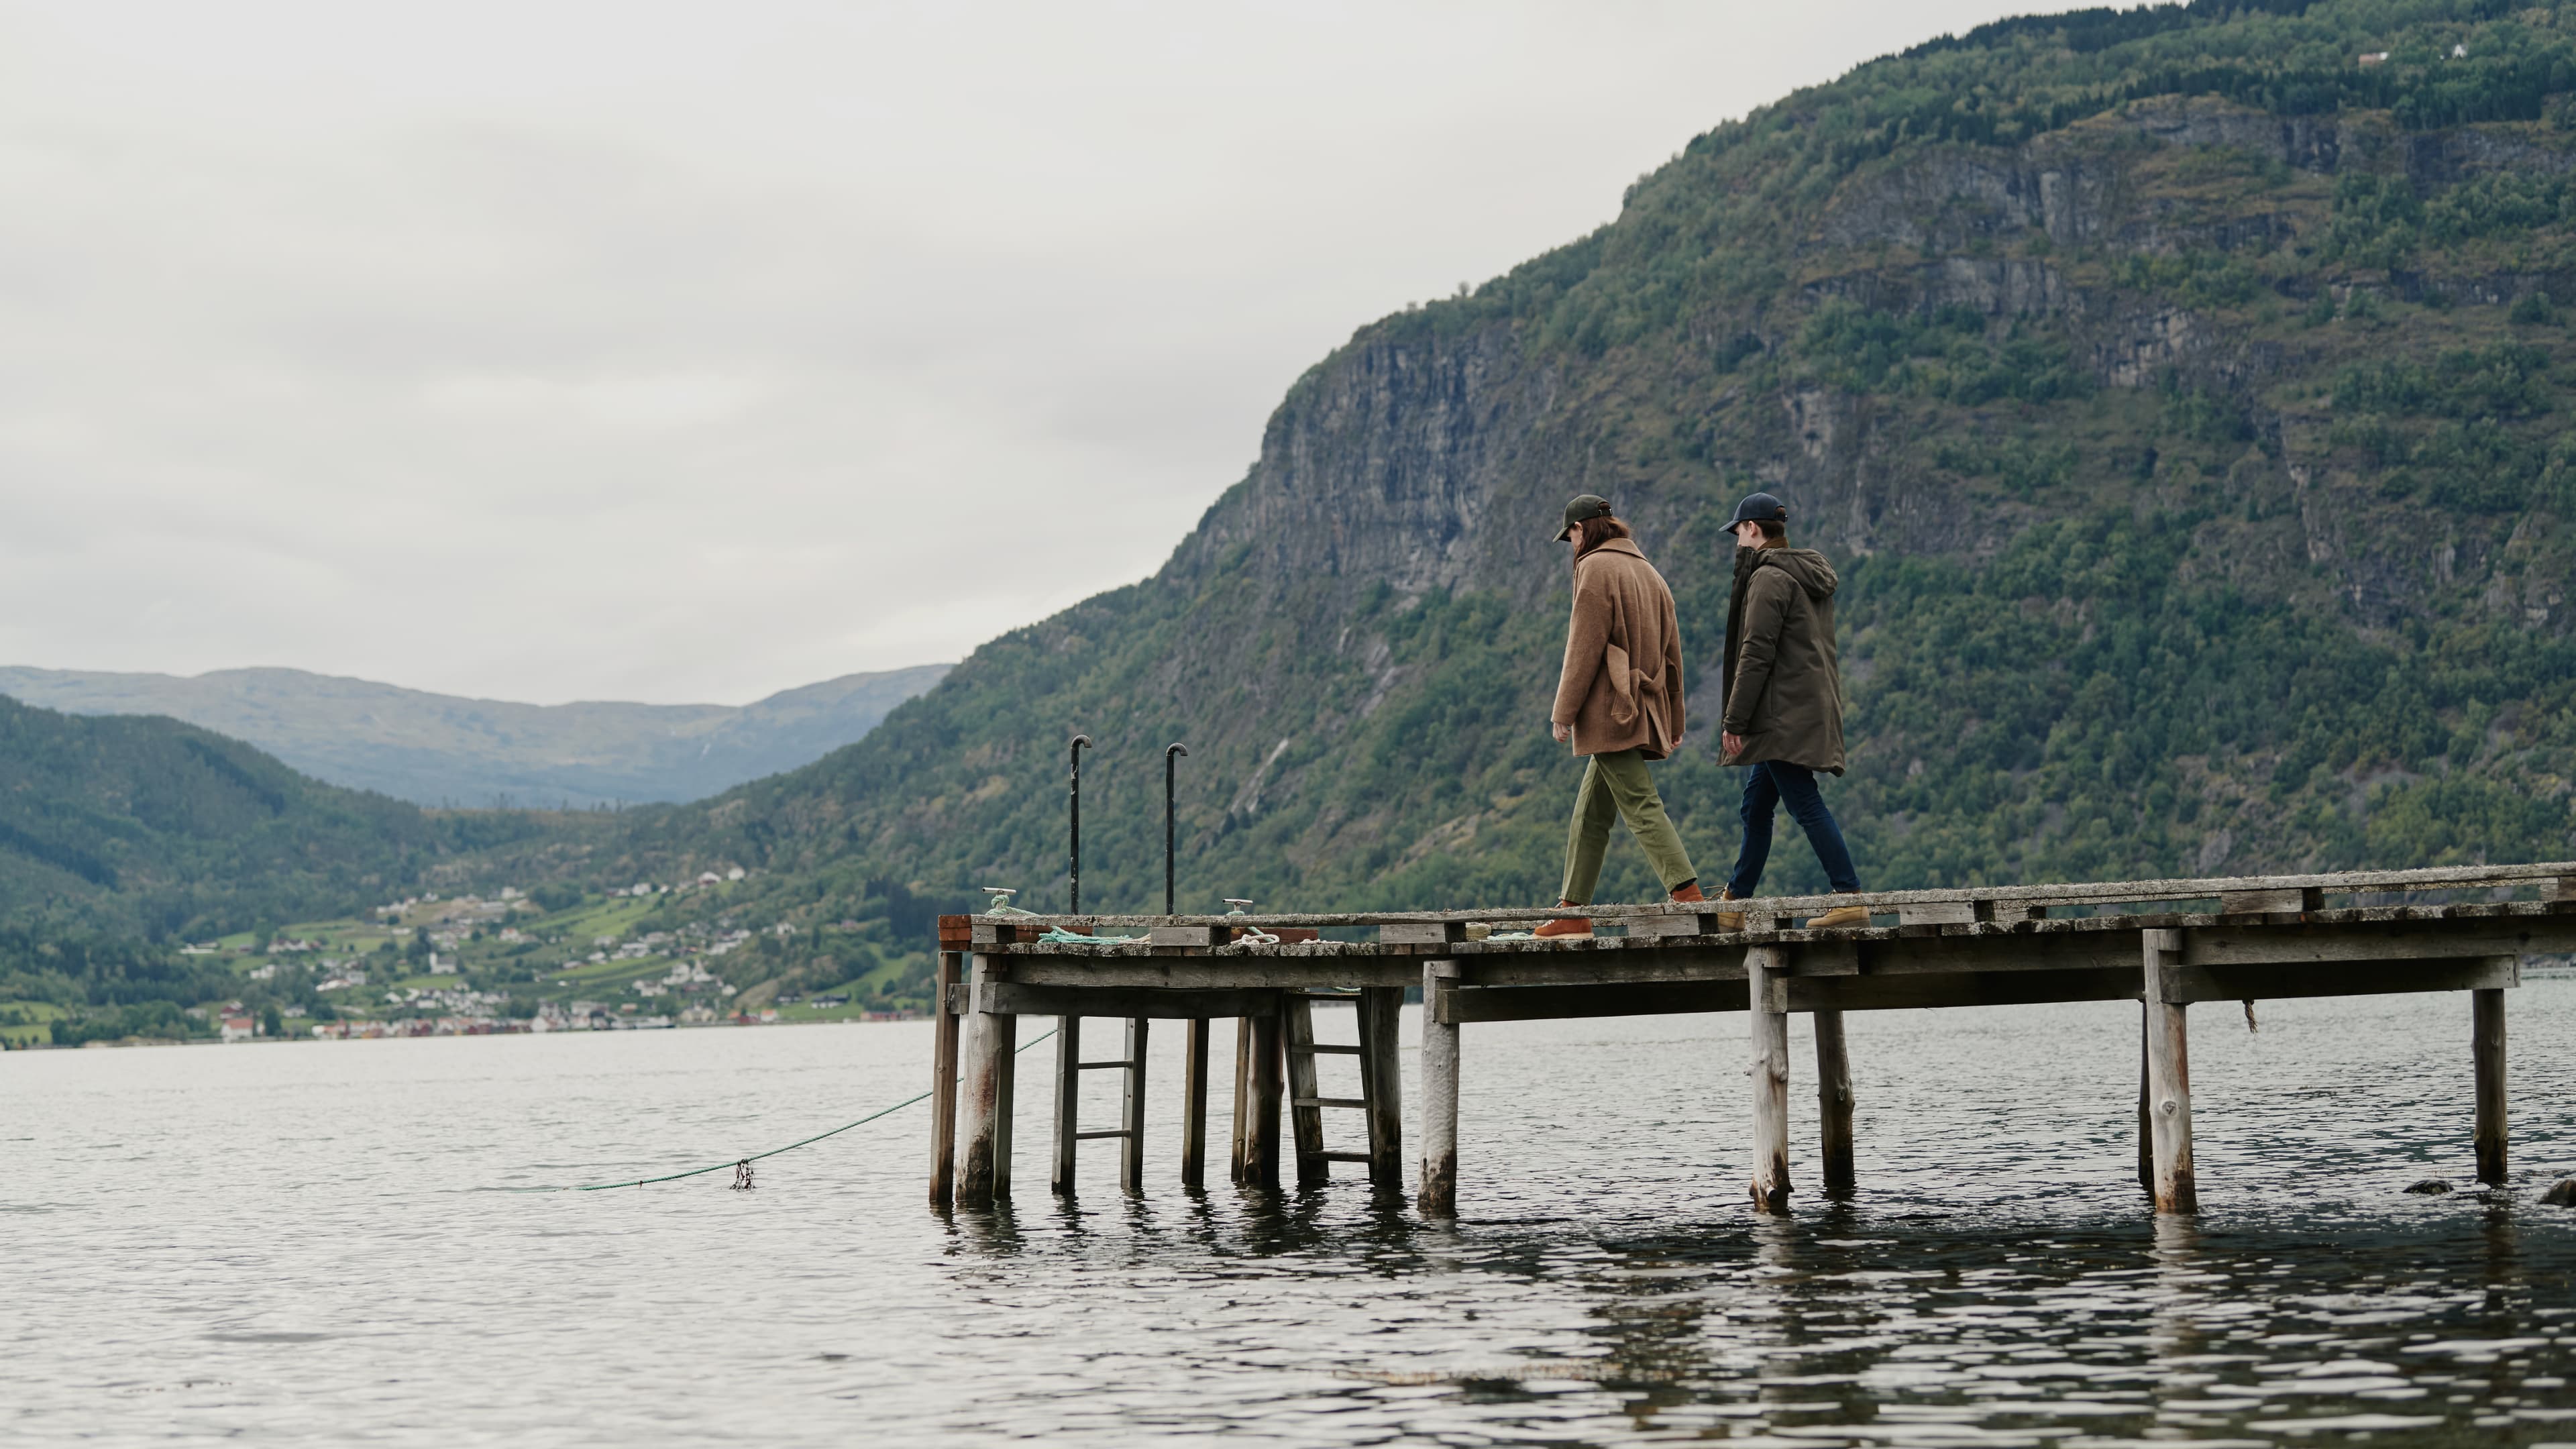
[0,695,540,940]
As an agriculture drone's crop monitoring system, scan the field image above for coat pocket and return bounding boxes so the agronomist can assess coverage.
[1603,643,1638,727]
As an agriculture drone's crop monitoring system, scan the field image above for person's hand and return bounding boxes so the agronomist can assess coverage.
[1721,731,1744,759]
[1551,720,1571,744]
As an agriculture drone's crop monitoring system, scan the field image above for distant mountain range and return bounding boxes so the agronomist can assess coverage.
[0,663,951,809]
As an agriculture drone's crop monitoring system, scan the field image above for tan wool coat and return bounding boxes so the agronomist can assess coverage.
[1552,537,1687,759]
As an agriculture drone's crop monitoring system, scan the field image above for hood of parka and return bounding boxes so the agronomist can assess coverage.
[1757,546,1837,600]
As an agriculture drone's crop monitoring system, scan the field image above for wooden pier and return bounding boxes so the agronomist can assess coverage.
[926,863,2576,1217]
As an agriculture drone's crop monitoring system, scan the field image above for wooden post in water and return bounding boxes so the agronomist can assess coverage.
[2473,982,2507,1185]
[1051,1016,1082,1195]
[1359,986,1405,1190]
[955,956,1018,1209]
[1244,1009,1285,1189]
[1814,1008,1856,1198]
[928,949,961,1208]
[2137,1004,2153,1196]
[1418,961,1461,1215]
[1120,1017,1150,1194]
[1747,945,1792,1215]
[1230,1017,1253,1185]
[2140,929,2197,1214]
[1181,1017,1211,1189]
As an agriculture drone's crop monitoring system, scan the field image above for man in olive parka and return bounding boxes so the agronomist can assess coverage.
[1718,491,1868,930]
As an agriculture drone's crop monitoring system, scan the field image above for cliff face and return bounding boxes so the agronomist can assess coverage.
[581,1,2576,920]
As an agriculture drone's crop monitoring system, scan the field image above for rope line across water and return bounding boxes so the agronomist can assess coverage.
[506,1025,1059,1193]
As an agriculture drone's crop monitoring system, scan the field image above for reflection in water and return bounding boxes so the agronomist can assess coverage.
[4,983,2573,1444]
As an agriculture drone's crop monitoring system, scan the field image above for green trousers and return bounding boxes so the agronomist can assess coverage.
[1558,748,1697,904]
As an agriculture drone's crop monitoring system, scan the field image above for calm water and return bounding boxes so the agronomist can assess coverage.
[6,981,2575,1446]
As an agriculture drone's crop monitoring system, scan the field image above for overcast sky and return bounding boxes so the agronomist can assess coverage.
[0,0,2049,706]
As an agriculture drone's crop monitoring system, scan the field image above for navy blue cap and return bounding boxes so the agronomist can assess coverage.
[1727,492,1787,527]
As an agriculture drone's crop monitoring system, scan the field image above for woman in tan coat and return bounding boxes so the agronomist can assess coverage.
[1537,494,1705,938]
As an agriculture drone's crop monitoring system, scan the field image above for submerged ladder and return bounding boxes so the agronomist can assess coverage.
[1282,989,1403,1188]
[1051,1015,1150,1194]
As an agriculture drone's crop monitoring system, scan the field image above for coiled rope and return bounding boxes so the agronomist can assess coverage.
[506,1024,1059,1193]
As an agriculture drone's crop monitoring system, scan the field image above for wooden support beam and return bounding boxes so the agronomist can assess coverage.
[1051,1016,1081,1196]
[1748,947,1792,1214]
[2182,921,2575,966]
[965,982,1283,1020]
[2141,930,2197,1214]
[2154,956,2517,1004]
[955,957,1016,1209]
[1358,987,1405,1190]
[1794,968,2140,1014]
[1442,980,1749,1024]
[2475,981,2507,1186]
[1814,1009,1855,1199]
[928,951,961,1209]
[1244,1008,1285,1190]
[1419,961,1461,1216]
[1181,1018,1210,1189]
[1120,1018,1148,1195]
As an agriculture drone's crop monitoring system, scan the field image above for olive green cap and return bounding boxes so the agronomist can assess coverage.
[1555,493,1613,541]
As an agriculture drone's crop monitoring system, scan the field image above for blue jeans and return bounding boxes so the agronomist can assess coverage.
[1725,761,1861,899]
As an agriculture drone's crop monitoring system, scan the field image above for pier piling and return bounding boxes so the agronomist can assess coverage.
[2141,929,2197,1214]
[1181,1017,1211,1188]
[1747,946,1792,1215]
[1120,1017,1150,1194]
[928,949,961,1208]
[1051,1016,1081,1194]
[1813,1008,1855,1198]
[1359,987,1405,1189]
[1245,1011,1285,1189]
[955,957,1017,1208]
[1418,961,1460,1215]
[2136,1005,2153,1196]
[2474,982,2507,1185]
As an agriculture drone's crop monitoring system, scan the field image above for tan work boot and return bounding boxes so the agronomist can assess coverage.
[1668,880,1707,903]
[1804,891,1871,930]
[1533,900,1593,938]
[1713,888,1746,932]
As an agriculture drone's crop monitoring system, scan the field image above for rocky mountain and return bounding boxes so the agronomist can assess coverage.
[493,0,2576,930]
[0,663,951,809]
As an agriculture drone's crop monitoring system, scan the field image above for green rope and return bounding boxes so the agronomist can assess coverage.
[506,1025,1059,1193]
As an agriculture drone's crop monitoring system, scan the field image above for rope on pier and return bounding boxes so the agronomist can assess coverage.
[500,1026,1059,1193]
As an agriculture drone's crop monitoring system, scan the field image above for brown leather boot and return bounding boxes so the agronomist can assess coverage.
[1713,887,1746,932]
[1533,900,1593,938]
[1668,879,1707,903]
[1804,891,1871,930]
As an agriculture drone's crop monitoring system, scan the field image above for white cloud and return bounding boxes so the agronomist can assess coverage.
[0,0,2045,704]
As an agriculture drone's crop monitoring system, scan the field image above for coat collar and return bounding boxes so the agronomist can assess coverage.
[1580,537,1646,564]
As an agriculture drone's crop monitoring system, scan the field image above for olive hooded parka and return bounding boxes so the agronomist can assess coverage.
[1721,545,1846,774]
[1552,537,1687,759]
